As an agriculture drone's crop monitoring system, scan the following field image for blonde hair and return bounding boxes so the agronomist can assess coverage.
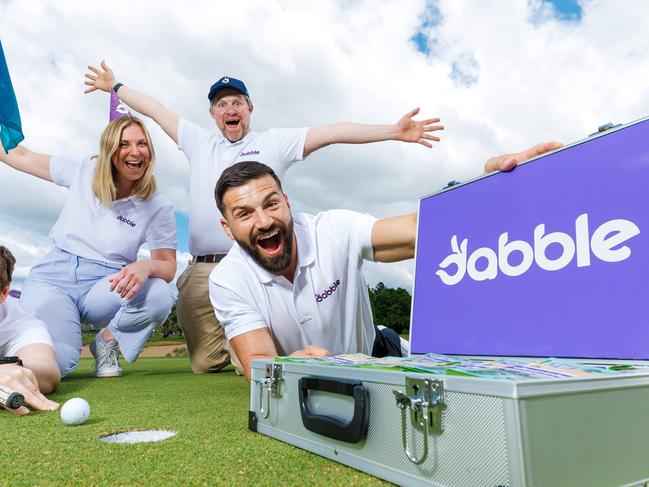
[92,116,157,206]
[0,245,16,289]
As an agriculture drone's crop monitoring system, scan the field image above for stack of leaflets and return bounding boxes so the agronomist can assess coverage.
[277,353,646,380]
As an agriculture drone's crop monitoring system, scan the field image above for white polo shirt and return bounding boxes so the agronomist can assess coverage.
[177,118,309,256]
[48,155,176,265]
[209,210,378,356]
[0,297,53,357]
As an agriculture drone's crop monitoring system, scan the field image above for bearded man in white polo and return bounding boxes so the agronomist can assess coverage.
[208,141,560,380]
[208,161,412,380]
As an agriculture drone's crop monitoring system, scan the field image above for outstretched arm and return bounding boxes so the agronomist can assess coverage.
[303,107,443,157]
[84,61,180,144]
[0,145,52,181]
[483,141,563,173]
[372,214,418,263]
[370,142,562,262]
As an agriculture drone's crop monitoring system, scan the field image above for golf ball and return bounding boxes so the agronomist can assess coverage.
[60,398,90,426]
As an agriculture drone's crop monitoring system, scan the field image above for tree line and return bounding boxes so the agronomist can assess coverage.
[155,281,412,338]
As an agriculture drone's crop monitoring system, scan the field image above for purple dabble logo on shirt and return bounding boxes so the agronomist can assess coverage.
[240,150,260,157]
[117,215,136,228]
[315,279,341,302]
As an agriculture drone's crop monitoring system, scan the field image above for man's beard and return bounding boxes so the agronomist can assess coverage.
[237,218,294,274]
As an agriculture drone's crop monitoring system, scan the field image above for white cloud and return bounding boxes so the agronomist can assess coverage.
[2,0,649,294]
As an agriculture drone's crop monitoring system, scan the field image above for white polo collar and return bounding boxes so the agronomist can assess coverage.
[217,130,255,146]
[110,192,150,211]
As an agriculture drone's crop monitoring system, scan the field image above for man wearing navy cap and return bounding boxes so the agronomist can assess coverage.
[84,60,444,375]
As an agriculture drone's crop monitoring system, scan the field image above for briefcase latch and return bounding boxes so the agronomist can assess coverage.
[393,377,446,464]
[254,363,284,419]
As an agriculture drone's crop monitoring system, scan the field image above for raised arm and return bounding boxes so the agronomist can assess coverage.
[303,108,443,157]
[0,145,52,181]
[84,61,180,144]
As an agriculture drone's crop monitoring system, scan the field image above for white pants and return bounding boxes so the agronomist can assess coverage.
[21,248,173,377]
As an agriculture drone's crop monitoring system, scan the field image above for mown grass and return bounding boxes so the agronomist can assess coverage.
[0,358,387,486]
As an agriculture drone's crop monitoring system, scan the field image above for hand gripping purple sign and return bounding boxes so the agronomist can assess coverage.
[411,118,649,360]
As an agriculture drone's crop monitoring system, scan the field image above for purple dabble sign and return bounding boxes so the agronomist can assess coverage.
[411,118,649,360]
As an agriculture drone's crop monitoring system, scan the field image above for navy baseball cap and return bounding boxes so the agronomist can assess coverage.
[207,76,250,102]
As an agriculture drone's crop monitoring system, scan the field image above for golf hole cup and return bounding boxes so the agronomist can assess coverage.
[60,398,90,425]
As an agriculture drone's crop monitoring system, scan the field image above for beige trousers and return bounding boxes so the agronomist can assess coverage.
[176,260,243,374]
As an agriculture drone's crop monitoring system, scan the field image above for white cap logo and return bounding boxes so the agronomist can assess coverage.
[221,77,229,84]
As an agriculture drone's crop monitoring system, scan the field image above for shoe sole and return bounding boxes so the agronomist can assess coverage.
[95,371,123,378]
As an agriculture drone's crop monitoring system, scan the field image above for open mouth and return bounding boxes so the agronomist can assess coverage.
[255,229,282,255]
[125,161,144,169]
[225,119,240,128]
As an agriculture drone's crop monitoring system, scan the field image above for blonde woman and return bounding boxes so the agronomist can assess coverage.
[0,116,176,378]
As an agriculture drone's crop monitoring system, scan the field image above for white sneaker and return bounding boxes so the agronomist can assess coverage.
[89,331,123,378]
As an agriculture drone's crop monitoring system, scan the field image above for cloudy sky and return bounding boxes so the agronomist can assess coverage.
[1,0,648,292]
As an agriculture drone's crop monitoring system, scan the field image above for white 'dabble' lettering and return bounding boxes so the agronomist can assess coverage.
[435,213,640,285]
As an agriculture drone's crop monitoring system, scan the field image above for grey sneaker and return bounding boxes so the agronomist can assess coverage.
[89,331,123,378]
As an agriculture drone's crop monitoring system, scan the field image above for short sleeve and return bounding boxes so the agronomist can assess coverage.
[322,210,377,264]
[49,154,87,188]
[268,127,309,165]
[5,326,53,356]
[144,198,177,250]
[209,263,269,341]
[1,299,53,356]
[177,118,211,163]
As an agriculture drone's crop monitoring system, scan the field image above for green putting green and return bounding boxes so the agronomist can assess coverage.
[0,358,385,486]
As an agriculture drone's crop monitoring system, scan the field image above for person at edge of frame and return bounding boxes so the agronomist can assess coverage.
[0,245,60,415]
[209,142,562,381]
[84,60,444,375]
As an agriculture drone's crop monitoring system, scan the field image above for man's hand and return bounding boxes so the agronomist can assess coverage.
[394,107,444,148]
[84,60,117,94]
[288,345,331,358]
[484,141,563,173]
[0,364,59,415]
[109,261,151,300]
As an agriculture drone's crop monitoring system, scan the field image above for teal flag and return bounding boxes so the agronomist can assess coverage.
[0,41,24,153]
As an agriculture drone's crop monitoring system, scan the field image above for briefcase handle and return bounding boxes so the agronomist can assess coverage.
[298,376,370,444]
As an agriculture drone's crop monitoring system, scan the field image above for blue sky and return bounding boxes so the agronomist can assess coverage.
[174,212,190,255]
[173,0,585,256]
[2,0,648,291]
[412,0,583,56]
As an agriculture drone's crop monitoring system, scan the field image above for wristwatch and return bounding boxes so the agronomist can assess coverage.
[0,356,23,366]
